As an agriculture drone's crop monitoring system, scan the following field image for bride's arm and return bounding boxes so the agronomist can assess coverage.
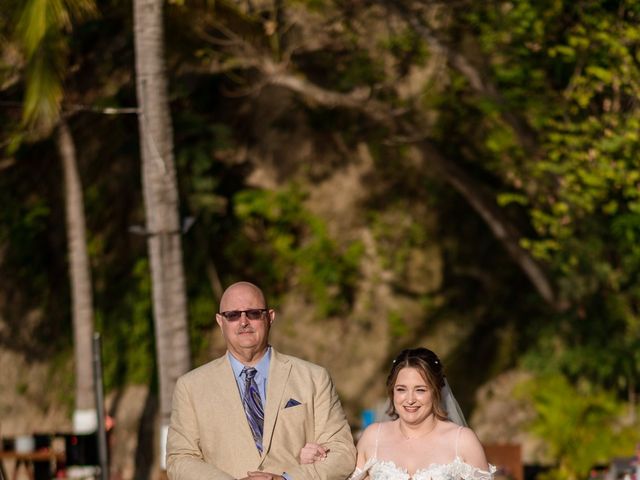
[458,428,490,471]
[349,423,378,480]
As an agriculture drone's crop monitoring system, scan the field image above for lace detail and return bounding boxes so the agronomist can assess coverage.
[349,456,496,480]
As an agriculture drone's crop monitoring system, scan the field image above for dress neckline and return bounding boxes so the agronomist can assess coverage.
[375,455,462,476]
[371,455,494,478]
[372,421,465,472]
[352,422,496,480]
[350,455,496,480]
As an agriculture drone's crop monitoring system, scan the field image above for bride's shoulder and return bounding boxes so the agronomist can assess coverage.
[436,420,462,434]
[357,421,392,446]
[437,421,478,443]
[449,425,488,466]
[360,421,385,438]
[455,425,482,444]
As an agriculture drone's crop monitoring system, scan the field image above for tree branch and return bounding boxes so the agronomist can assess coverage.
[417,140,562,309]
[384,0,539,155]
[188,12,562,309]
[256,67,564,310]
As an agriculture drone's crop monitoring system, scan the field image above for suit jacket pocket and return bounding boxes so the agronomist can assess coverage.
[274,402,311,446]
[280,402,306,419]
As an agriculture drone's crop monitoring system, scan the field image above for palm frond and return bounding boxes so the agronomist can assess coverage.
[17,0,54,58]
[22,31,66,130]
[14,0,96,129]
[63,0,97,21]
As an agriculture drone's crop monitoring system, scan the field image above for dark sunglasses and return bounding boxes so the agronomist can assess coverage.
[219,309,269,321]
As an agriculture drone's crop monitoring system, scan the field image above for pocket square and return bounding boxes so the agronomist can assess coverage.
[285,398,301,408]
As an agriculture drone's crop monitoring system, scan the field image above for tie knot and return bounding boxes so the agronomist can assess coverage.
[243,367,257,380]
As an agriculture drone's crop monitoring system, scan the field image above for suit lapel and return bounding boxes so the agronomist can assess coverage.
[262,349,291,456]
[214,354,262,463]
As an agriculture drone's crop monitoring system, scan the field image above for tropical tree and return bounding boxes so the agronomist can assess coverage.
[192,0,640,366]
[57,118,96,431]
[179,0,640,423]
[10,0,98,432]
[133,0,192,467]
[2,0,640,475]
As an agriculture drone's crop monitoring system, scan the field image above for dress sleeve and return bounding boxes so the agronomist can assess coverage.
[348,458,377,480]
[460,463,497,480]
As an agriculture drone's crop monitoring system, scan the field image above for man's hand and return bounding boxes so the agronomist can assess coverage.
[245,471,285,480]
[299,443,329,464]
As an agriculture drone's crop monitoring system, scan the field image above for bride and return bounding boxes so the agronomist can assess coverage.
[350,348,494,480]
[301,348,495,480]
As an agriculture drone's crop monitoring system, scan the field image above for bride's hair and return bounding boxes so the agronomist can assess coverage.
[385,347,449,421]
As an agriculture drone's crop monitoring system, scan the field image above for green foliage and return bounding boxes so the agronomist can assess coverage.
[381,28,429,71]
[13,0,96,129]
[15,381,28,395]
[175,116,231,215]
[96,258,155,389]
[16,0,96,56]
[450,0,640,393]
[387,310,409,338]
[0,191,51,292]
[525,119,640,309]
[338,51,385,92]
[188,292,216,363]
[21,33,65,128]
[369,204,430,280]
[0,197,50,250]
[522,294,640,396]
[228,185,363,317]
[308,47,386,93]
[517,374,638,480]
[4,0,640,463]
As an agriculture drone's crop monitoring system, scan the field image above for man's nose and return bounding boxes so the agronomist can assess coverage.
[239,312,250,326]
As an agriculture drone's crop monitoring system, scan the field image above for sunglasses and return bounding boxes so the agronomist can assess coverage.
[219,309,269,321]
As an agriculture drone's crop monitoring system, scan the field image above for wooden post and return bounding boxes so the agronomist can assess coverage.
[93,333,109,480]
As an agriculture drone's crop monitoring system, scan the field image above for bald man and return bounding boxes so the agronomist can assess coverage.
[166,282,356,480]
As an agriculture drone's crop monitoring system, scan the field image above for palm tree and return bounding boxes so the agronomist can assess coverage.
[12,0,98,433]
[132,0,192,468]
[56,118,96,431]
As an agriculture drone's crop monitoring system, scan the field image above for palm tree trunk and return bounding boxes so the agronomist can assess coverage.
[133,0,191,469]
[57,119,96,432]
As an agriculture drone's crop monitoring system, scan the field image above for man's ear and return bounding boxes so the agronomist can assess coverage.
[215,313,223,328]
[268,309,275,325]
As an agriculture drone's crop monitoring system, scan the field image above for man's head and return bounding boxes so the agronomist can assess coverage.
[216,281,275,364]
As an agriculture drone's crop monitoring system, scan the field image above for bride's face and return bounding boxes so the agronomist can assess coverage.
[393,367,434,424]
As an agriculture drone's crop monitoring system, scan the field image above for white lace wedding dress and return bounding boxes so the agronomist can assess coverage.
[349,425,496,480]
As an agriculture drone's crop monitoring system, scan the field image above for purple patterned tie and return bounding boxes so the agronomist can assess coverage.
[242,367,264,453]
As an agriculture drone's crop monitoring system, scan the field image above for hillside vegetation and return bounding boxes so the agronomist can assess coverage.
[1,1,640,479]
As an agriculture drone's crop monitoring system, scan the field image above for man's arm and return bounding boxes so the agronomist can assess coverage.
[166,376,236,480]
[285,368,356,480]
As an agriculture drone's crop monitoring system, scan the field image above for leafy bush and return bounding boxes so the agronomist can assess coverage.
[228,185,363,317]
[517,374,638,480]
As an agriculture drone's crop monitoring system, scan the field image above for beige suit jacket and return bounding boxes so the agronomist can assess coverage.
[167,349,356,480]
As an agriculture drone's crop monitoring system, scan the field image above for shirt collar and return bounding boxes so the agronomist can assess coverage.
[228,346,271,380]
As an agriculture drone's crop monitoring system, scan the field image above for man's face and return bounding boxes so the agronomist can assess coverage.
[215,284,274,360]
